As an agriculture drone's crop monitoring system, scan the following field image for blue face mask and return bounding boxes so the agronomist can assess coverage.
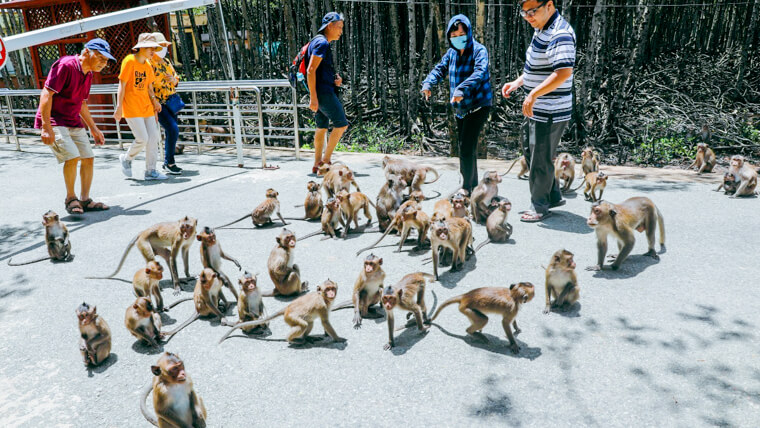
[450,35,467,50]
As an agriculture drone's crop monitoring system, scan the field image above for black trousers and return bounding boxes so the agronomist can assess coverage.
[456,106,491,193]
[520,117,569,214]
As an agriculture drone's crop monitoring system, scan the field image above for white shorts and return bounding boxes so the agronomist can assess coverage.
[48,126,93,164]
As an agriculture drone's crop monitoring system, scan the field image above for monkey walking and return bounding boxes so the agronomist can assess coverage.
[219,279,346,345]
[336,190,376,238]
[474,199,513,253]
[76,302,112,367]
[140,352,207,428]
[502,156,529,180]
[586,197,666,271]
[554,153,576,192]
[8,210,72,266]
[688,143,716,173]
[163,268,233,342]
[471,171,502,224]
[216,188,288,229]
[544,249,579,314]
[197,227,241,300]
[428,283,535,354]
[572,171,607,201]
[381,273,434,350]
[87,217,197,294]
[355,197,429,256]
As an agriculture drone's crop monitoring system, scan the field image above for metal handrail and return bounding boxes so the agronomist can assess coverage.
[0,79,309,168]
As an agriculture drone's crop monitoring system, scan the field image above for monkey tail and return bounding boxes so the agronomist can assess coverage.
[7,255,52,266]
[218,308,286,344]
[167,297,193,310]
[298,229,325,241]
[424,167,440,184]
[656,207,666,246]
[85,234,138,279]
[423,190,442,201]
[501,157,521,176]
[570,177,587,192]
[331,299,354,311]
[139,382,159,427]
[473,238,491,254]
[162,312,200,342]
[430,295,463,321]
[355,221,396,256]
[216,213,251,229]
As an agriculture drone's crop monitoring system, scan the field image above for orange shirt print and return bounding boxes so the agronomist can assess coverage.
[119,54,156,118]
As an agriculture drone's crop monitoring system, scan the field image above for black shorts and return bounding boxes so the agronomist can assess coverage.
[315,90,348,129]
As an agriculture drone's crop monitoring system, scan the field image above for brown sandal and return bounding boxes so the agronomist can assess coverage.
[65,197,84,214]
[80,198,110,212]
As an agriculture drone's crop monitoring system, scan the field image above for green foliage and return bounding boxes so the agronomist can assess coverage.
[340,123,406,154]
[741,123,760,144]
[632,136,694,165]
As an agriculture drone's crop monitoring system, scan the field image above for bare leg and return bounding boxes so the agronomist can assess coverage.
[313,128,327,167]
[79,157,94,201]
[323,126,347,164]
[63,158,80,200]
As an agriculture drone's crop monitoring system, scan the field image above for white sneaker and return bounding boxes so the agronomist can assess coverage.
[119,154,132,177]
[144,170,168,180]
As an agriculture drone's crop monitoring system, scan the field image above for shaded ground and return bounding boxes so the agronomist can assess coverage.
[1,143,758,427]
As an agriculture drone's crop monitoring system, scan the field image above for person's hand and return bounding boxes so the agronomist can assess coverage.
[334,75,343,87]
[421,89,431,100]
[522,91,536,117]
[92,128,105,146]
[451,95,463,104]
[113,108,122,123]
[41,125,55,145]
[502,80,521,98]
[309,97,318,112]
[152,99,162,113]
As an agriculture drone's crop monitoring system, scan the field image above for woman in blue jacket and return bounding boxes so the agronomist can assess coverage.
[421,14,492,193]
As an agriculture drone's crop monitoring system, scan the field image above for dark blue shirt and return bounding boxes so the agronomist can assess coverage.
[306,35,336,94]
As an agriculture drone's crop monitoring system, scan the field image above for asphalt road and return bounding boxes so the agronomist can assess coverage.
[1,144,758,427]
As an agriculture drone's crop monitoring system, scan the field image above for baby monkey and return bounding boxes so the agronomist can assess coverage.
[140,352,207,428]
[715,172,739,195]
[8,210,71,266]
[216,188,288,228]
[726,155,758,197]
[544,249,579,314]
[236,272,268,334]
[133,261,165,312]
[428,283,535,354]
[554,152,576,192]
[76,302,111,367]
[125,296,163,348]
[381,273,433,351]
[575,171,607,202]
[350,254,386,328]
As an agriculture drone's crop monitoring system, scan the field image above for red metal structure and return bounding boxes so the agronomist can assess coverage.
[0,0,170,88]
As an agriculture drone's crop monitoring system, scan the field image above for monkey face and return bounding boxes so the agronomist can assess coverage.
[318,280,338,300]
[499,200,512,212]
[731,156,744,168]
[42,210,59,226]
[381,294,397,311]
[146,261,164,279]
[266,188,279,199]
[153,353,187,383]
[696,144,706,153]
[307,181,320,192]
[582,148,592,159]
[587,203,607,228]
[596,172,607,184]
[199,268,217,288]
[76,303,96,325]
[179,217,197,240]
[134,297,154,316]
[552,249,576,270]
[364,255,382,273]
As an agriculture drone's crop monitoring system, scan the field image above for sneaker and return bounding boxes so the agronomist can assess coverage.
[119,154,132,177]
[162,164,182,175]
[144,170,169,181]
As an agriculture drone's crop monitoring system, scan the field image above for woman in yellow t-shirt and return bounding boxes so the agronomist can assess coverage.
[113,33,167,181]
[149,32,183,175]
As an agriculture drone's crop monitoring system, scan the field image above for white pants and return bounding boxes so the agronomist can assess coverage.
[125,116,161,171]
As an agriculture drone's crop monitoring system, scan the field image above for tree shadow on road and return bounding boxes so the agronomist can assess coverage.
[467,376,522,425]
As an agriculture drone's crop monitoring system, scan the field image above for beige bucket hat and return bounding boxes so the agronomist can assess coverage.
[132,33,163,50]
[151,32,171,47]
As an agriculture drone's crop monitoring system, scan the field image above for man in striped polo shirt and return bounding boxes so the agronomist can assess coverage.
[503,0,576,222]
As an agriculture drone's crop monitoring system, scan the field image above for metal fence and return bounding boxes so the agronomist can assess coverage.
[0,79,312,167]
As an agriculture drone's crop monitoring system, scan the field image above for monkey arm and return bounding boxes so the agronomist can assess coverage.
[733,179,751,197]
[319,310,344,341]
[611,229,635,269]
[190,390,207,428]
[181,245,191,278]
[543,274,553,314]
[220,251,241,270]
[384,311,395,350]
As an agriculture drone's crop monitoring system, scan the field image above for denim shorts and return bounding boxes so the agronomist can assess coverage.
[315,90,348,129]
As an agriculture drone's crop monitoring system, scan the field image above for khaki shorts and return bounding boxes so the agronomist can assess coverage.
[48,126,93,164]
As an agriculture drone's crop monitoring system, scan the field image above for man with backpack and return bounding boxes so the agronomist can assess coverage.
[305,12,347,174]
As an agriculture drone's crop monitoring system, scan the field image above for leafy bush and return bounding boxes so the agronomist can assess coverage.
[632,136,694,166]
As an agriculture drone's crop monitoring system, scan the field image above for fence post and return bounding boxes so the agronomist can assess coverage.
[232,87,244,167]
[6,95,19,150]
[113,93,123,149]
[292,85,300,161]
[192,91,202,154]
[1,95,9,145]
[253,87,266,168]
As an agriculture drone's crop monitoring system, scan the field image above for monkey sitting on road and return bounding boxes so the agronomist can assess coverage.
[219,279,346,345]
[726,155,758,198]
[586,197,665,271]
[474,199,513,253]
[8,210,71,266]
[125,297,163,348]
[76,302,111,367]
[555,152,576,192]
[471,171,502,224]
[381,273,433,351]
[236,272,268,334]
[544,249,579,314]
[197,226,241,299]
[163,268,232,342]
[133,261,165,312]
[266,229,309,296]
[336,189,375,238]
[375,174,407,232]
[428,283,535,354]
[216,188,288,229]
[688,143,716,173]
[302,181,324,220]
[349,254,386,328]
[715,172,739,195]
[140,352,207,428]
[429,217,472,280]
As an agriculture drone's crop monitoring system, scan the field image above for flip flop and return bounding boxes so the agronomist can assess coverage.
[80,198,110,212]
[520,211,551,223]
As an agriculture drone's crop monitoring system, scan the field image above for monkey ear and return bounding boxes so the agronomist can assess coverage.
[133,303,139,310]
[378,258,383,265]
[509,283,516,290]
[196,235,202,241]
[145,268,151,274]
[609,209,617,217]
[338,170,344,176]
[151,365,161,376]
[316,285,322,292]
[397,289,403,298]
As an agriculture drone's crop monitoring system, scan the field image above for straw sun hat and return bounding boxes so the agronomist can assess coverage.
[132,33,164,51]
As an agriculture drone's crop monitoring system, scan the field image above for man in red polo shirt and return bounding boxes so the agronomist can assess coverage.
[35,38,114,214]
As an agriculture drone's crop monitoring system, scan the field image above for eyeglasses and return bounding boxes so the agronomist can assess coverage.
[520,1,549,18]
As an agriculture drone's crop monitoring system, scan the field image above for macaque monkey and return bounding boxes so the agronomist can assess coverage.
[140,352,207,428]
[355,195,427,255]
[303,181,323,219]
[236,272,268,334]
[316,160,347,177]
[576,171,607,202]
[715,172,739,195]
[555,152,576,192]
[266,229,308,296]
[688,143,716,173]
[350,254,386,328]
[428,283,535,354]
[502,156,529,179]
[471,171,502,223]
[125,297,163,348]
[197,227,240,299]
[382,155,440,191]
[88,217,197,293]
[450,190,471,218]
[430,217,472,280]
[321,164,360,198]
[726,155,758,197]
[581,147,600,174]
[336,190,375,237]
[199,118,231,144]
[431,198,454,223]
[381,273,433,350]
[395,205,431,253]
[300,197,343,241]
[219,279,346,345]
[376,174,407,232]
[163,268,232,341]
[8,210,71,266]
[544,249,579,314]
[586,197,666,271]
[76,302,111,367]
[133,260,165,312]
[474,199,513,253]
[216,188,287,229]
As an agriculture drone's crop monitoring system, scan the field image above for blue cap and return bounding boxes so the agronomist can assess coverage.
[84,38,116,61]
[318,12,343,34]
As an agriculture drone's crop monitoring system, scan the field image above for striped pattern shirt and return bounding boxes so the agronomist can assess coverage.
[523,11,576,123]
